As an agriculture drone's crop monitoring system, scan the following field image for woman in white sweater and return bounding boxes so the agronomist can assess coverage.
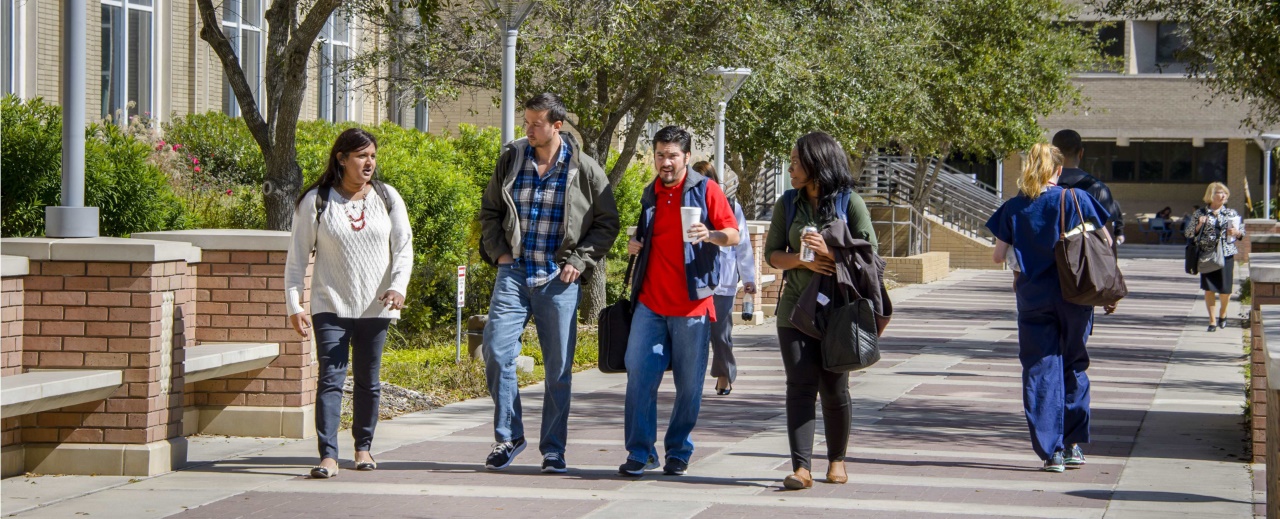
[284,128,413,479]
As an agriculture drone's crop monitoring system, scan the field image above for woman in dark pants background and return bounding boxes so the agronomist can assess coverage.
[284,128,414,478]
[1185,182,1243,331]
[764,132,877,490]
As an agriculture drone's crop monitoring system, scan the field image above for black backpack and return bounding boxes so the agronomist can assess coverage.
[315,180,396,221]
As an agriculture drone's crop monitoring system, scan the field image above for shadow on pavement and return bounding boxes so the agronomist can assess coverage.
[1066,489,1252,504]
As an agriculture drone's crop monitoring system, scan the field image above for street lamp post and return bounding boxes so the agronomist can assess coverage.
[485,1,537,146]
[1257,133,1280,220]
[45,0,99,238]
[708,67,752,183]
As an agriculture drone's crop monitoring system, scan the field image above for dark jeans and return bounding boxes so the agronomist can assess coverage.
[777,326,851,472]
[314,312,391,460]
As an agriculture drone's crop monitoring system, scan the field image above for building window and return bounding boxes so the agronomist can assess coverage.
[1070,21,1124,73]
[100,0,154,122]
[1082,141,1227,184]
[318,13,353,122]
[1156,22,1188,66]
[414,100,428,132]
[221,0,263,117]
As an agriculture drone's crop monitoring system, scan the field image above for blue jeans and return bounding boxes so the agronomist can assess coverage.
[313,313,391,460]
[482,262,580,455]
[623,302,711,464]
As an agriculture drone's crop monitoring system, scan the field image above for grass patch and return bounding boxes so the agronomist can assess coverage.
[381,324,601,406]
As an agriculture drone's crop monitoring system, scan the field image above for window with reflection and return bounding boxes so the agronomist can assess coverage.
[100,0,154,122]
[318,13,354,122]
[221,0,263,117]
[1082,141,1227,183]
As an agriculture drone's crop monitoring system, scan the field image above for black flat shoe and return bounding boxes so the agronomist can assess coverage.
[716,386,732,396]
[1207,325,1217,332]
[1218,318,1227,329]
[355,459,377,471]
[309,466,339,479]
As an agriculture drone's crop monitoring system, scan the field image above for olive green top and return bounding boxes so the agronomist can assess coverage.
[764,192,877,329]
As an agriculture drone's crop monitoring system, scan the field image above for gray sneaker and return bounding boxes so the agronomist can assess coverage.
[1043,451,1065,473]
[1064,444,1086,467]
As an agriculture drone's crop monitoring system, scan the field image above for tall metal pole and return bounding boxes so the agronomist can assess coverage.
[714,101,726,182]
[500,28,518,145]
[1266,144,1275,220]
[46,0,98,238]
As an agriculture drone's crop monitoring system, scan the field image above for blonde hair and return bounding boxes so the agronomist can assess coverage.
[1018,143,1064,199]
[1203,182,1230,203]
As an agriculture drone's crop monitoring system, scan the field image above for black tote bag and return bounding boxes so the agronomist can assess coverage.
[596,256,636,374]
[820,290,882,373]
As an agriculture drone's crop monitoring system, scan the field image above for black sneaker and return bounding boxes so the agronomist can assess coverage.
[485,437,526,470]
[663,457,688,476]
[1064,444,1086,467]
[1043,451,1065,473]
[618,456,659,476]
[541,452,568,473]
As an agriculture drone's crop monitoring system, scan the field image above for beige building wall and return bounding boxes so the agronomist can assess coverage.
[429,88,504,135]
[34,1,60,103]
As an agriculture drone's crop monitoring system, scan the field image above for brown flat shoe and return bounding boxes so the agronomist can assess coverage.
[783,468,813,490]
[826,463,848,484]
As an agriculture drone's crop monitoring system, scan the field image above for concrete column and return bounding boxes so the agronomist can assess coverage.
[45,0,98,238]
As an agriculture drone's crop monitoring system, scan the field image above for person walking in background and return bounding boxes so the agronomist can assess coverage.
[764,132,876,490]
[620,126,740,477]
[478,93,620,473]
[986,143,1111,473]
[284,128,414,479]
[1185,182,1244,332]
[1052,129,1124,314]
[692,160,757,396]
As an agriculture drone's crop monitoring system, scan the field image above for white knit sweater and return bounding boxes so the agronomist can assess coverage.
[284,185,414,319]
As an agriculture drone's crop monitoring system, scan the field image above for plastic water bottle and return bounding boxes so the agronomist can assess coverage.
[799,226,818,262]
[742,300,754,321]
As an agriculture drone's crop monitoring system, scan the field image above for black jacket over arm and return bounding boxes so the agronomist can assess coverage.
[1059,168,1125,238]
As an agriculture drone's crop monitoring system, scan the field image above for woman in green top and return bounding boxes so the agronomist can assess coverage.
[764,131,877,490]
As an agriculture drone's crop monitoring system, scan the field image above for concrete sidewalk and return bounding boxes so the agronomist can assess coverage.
[1,261,1254,518]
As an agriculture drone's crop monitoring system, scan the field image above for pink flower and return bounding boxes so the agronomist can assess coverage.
[172,144,182,151]
[192,157,200,165]
[225,189,233,195]
[158,140,166,147]
[194,166,202,172]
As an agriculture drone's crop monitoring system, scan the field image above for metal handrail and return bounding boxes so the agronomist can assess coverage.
[860,156,1000,242]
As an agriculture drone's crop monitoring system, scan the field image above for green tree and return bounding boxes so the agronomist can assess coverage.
[194,0,344,231]
[515,0,776,321]
[1098,0,1280,129]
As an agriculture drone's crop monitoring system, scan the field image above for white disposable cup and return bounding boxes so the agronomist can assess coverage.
[680,207,702,242]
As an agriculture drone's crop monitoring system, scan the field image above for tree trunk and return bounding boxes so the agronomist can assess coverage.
[580,267,607,324]
[264,147,304,231]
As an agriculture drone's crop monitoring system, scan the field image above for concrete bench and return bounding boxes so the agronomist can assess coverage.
[0,370,123,418]
[183,342,279,384]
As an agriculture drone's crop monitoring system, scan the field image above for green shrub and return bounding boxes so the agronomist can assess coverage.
[1,95,188,237]
[162,112,265,185]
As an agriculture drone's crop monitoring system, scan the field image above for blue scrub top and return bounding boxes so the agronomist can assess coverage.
[985,186,1110,310]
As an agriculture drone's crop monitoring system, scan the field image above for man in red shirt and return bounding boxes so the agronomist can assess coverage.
[618,126,740,477]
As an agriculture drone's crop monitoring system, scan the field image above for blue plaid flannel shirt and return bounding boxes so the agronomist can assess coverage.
[512,142,571,287]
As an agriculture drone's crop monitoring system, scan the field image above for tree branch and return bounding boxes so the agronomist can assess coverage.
[195,0,271,151]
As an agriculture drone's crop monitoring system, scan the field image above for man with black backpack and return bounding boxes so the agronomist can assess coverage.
[1053,129,1125,314]
[478,93,620,474]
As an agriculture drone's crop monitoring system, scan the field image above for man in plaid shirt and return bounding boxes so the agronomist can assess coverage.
[478,93,620,474]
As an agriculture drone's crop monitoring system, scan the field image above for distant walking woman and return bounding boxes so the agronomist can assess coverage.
[284,128,414,479]
[1185,182,1243,331]
[764,132,877,490]
[985,143,1111,473]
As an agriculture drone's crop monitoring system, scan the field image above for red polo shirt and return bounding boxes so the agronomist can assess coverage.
[638,174,737,320]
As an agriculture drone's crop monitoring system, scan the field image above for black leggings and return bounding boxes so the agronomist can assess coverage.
[777,326,851,471]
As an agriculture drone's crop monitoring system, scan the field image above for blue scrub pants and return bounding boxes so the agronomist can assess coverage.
[1016,298,1093,461]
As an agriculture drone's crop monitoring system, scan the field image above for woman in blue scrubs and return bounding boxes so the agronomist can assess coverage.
[985,143,1111,473]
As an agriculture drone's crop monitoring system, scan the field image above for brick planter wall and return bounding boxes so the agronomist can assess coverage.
[134,230,316,439]
[19,259,195,447]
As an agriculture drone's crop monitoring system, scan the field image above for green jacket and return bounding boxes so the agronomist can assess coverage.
[479,132,620,274]
[764,192,877,328]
